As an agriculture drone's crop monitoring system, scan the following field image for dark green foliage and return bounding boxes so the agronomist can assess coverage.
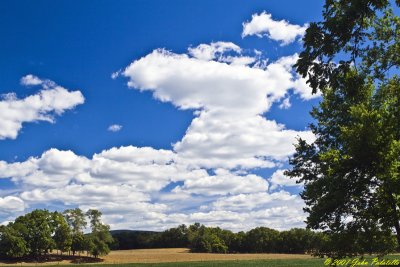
[53,212,72,254]
[288,0,400,258]
[279,228,315,254]
[296,0,399,93]
[287,70,400,258]
[243,227,280,253]
[190,226,228,253]
[110,230,160,249]
[0,208,112,260]
[14,209,56,258]
[87,223,114,258]
[71,232,85,256]
[158,224,190,248]
[0,225,28,258]
[110,223,348,254]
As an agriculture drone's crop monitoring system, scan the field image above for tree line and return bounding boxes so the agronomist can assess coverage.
[0,208,113,259]
[1,208,398,259]
[111,223,399,256]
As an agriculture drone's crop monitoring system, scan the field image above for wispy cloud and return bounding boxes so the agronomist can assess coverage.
[108,124,123,132]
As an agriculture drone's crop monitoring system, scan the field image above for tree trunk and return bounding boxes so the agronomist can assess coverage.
[392,208,400,248]
[394,223,400,249]
[389,193,400,249]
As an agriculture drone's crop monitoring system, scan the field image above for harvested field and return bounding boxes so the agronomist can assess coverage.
[0,248,312,265]
[104,248,312,264]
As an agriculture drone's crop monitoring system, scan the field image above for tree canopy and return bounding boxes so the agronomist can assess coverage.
[287,0,400,258]
[0,208,113,260]
[110,224,335,254]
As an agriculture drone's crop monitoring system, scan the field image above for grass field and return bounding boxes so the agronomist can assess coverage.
[42,259,326,267]
[0,248,319,266]
[2,248,399,267]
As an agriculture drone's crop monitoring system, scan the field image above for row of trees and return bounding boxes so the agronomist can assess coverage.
[0,208,113,259]
[2,207,397,259]
[111,223,399,255]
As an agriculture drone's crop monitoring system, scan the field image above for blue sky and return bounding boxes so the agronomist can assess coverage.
[0,1,323,231]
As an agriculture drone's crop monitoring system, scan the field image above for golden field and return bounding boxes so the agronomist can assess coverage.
[0,248,312,265]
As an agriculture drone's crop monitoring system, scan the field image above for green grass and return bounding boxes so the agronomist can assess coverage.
[3,255,400,266]
[65,259,323,267]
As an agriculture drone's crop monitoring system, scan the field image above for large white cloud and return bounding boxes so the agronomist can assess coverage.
[122,47,315,169]
[0,75,84,140]
[123,49,300,113]
[242,12,308,45]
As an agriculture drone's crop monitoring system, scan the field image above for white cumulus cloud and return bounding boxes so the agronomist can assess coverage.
[0,76,85,140]
[242,12,308,45]
[122,47,315,169]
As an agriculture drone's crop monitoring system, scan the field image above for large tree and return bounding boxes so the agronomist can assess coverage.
[287,0,400,257]
[14,209,56,258]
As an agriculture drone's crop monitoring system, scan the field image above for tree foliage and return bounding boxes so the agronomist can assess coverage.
[287,0,400,258]
[110,223,368,254]
[14,209,56,258]
[63,208,88,256]
[85,210,114,258]
[296,0,399,92]
[53,212,72,254]
[0,208,112,260]
[0,225,28,258]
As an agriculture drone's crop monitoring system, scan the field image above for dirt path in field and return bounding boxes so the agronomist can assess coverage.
[0,248,312,265]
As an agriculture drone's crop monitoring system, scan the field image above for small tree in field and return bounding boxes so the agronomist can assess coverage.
[86,209,113,258]
[63,208,87,256]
